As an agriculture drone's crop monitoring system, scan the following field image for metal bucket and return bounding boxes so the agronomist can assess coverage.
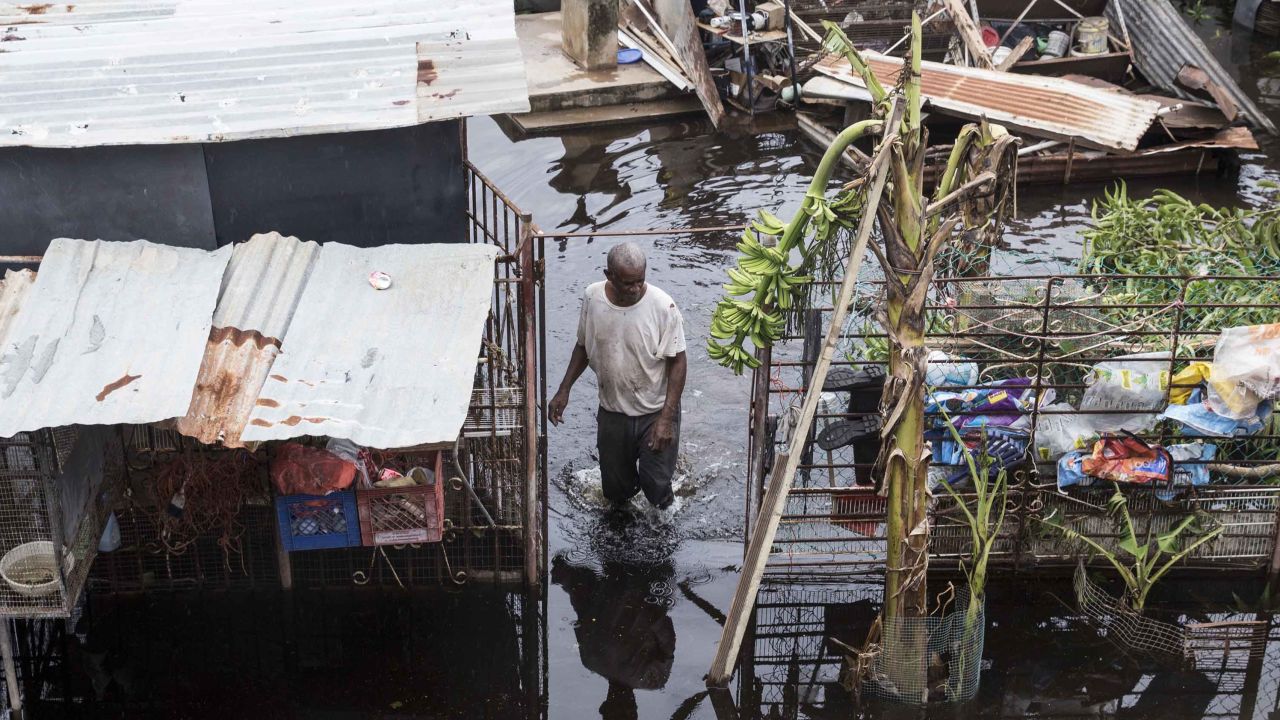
[1076,16,1109,55]
[1042,30,1070,58]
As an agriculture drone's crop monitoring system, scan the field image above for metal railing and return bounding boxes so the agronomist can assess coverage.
[750,273,1280,576]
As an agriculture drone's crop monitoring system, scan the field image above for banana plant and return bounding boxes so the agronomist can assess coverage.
[1038,484,1223,611]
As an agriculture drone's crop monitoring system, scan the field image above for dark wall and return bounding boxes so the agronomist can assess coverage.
[0,144,217,254]
[0,120,465,256]
[203,120,465,248]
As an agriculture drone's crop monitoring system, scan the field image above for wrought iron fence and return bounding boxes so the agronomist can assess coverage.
[750,274,1280,577]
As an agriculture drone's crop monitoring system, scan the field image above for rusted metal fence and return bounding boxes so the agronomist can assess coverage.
[750,274,1280,577]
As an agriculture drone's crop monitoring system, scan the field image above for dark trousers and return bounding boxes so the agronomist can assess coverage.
[597,407,679,509]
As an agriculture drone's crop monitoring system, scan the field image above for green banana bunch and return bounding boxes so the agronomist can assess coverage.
[707,209,817,374]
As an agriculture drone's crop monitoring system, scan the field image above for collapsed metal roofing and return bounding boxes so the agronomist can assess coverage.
[0,0,531,148]
[1110,0,1277,135]
[174,232,320,447]
[0,239,232,437]
[814,52,1163,152]
[0,235,498,449]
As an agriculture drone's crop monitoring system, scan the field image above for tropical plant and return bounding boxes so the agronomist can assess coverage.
[1079,182,1280,340]
[1038,484,1223,611]
[936,420,1009,632]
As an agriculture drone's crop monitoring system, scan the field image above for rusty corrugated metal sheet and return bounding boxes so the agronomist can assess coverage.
[814,53,1162,151]
[175,232,320,447]
[0,269,36,353]
[0,0,530,148]
[241,242,498,449]
[1110,0,1276,134]
[0,239,231,438]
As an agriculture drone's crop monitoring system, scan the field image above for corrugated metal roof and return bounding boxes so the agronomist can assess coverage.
[240,242,497,449]
[814,52,1162,151]
[0,238,231,438]
[0,0,531,148]
[0,270,36,352]
[175,232,319,447]
[1109,0,1276,135]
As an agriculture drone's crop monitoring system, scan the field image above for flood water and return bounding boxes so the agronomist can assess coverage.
[31,7,1280,720]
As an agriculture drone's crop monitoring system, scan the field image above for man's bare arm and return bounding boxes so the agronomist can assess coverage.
[549,343,590,425]
[649,351,686,451]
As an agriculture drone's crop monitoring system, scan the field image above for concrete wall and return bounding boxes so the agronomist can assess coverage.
[0,120,466,256]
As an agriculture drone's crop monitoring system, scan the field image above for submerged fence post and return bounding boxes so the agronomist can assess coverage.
[0,618,21,718]
[519,218,542,590]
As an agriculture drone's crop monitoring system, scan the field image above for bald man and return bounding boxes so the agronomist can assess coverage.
[550,243,687,511]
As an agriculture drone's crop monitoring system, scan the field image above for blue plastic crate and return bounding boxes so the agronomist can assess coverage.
[275,491,361,552]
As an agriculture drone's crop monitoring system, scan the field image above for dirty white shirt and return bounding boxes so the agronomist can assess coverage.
[576,281,686,417]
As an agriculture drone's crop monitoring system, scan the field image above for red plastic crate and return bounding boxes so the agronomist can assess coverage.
[356,450,445,546]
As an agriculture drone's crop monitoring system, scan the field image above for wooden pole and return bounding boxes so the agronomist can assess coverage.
[0,618,21,718]
[707,102,901,686]
[942,0,995,70]
[519,217,542,590]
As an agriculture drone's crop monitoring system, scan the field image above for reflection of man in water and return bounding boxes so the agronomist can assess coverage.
[549,243,687,510]
[552,553,676,720]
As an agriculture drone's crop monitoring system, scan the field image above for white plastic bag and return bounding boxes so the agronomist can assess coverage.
[98,512,121,553]
[1207,323,1280,420]
[1033,402,1098,463]
[1079,351,1170,433]
[325,437,372,488]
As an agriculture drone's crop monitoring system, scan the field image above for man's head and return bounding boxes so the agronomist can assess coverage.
[605,242,647,306]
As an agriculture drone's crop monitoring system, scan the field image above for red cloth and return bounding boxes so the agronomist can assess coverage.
[271,443,356,496]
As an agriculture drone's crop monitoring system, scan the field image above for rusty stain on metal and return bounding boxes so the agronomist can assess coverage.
[250,419,272,427]
[17,4,54,14]
[208,325,281,349]
[270,374,287,382]
[255,398,280,408]
[417,58,438,85]
[95,373,140,401]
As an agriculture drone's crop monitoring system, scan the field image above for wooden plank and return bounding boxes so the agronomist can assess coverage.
[653,0,727,127]
[943,0,996,69]
[706,102,901,687]
[619,29,693,90]
[508,97,705,132]
[995,35,1034,70]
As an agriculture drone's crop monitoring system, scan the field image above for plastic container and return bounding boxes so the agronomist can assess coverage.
[356,450,445,546]
[275,491,362,552]
[980,26,1000,48]
[992,46,1013,65]
[1042,29,1070,58]
[1075,16,1109,54]
[1,541,73,598]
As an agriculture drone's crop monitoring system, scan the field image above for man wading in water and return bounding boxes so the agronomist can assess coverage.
[549,242,687,512]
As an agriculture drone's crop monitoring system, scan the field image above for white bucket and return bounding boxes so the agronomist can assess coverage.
[992,46,1013,65]
[1076,16,1109,54]
[1,541,73,598]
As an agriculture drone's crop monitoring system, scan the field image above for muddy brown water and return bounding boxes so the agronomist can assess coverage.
[34,9,1280,720]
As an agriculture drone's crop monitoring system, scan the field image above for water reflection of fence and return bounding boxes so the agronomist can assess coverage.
[749,274,1280,577]
[741,580,1280,720]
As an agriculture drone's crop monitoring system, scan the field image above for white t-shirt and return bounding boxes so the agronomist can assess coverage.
[576,281,687,416]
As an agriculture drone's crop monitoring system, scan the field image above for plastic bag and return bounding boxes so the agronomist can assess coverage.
[98,511,121,553]
[271,443,356,496]
[1079,352,1170,434]
[1033,402,1098,463]
[1207,323,1280,420]
[1080,435,1171,486]
[326,437,372,488]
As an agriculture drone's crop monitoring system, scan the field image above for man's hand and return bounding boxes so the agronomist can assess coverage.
[648,414,675,452]
[549,389,570,426]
